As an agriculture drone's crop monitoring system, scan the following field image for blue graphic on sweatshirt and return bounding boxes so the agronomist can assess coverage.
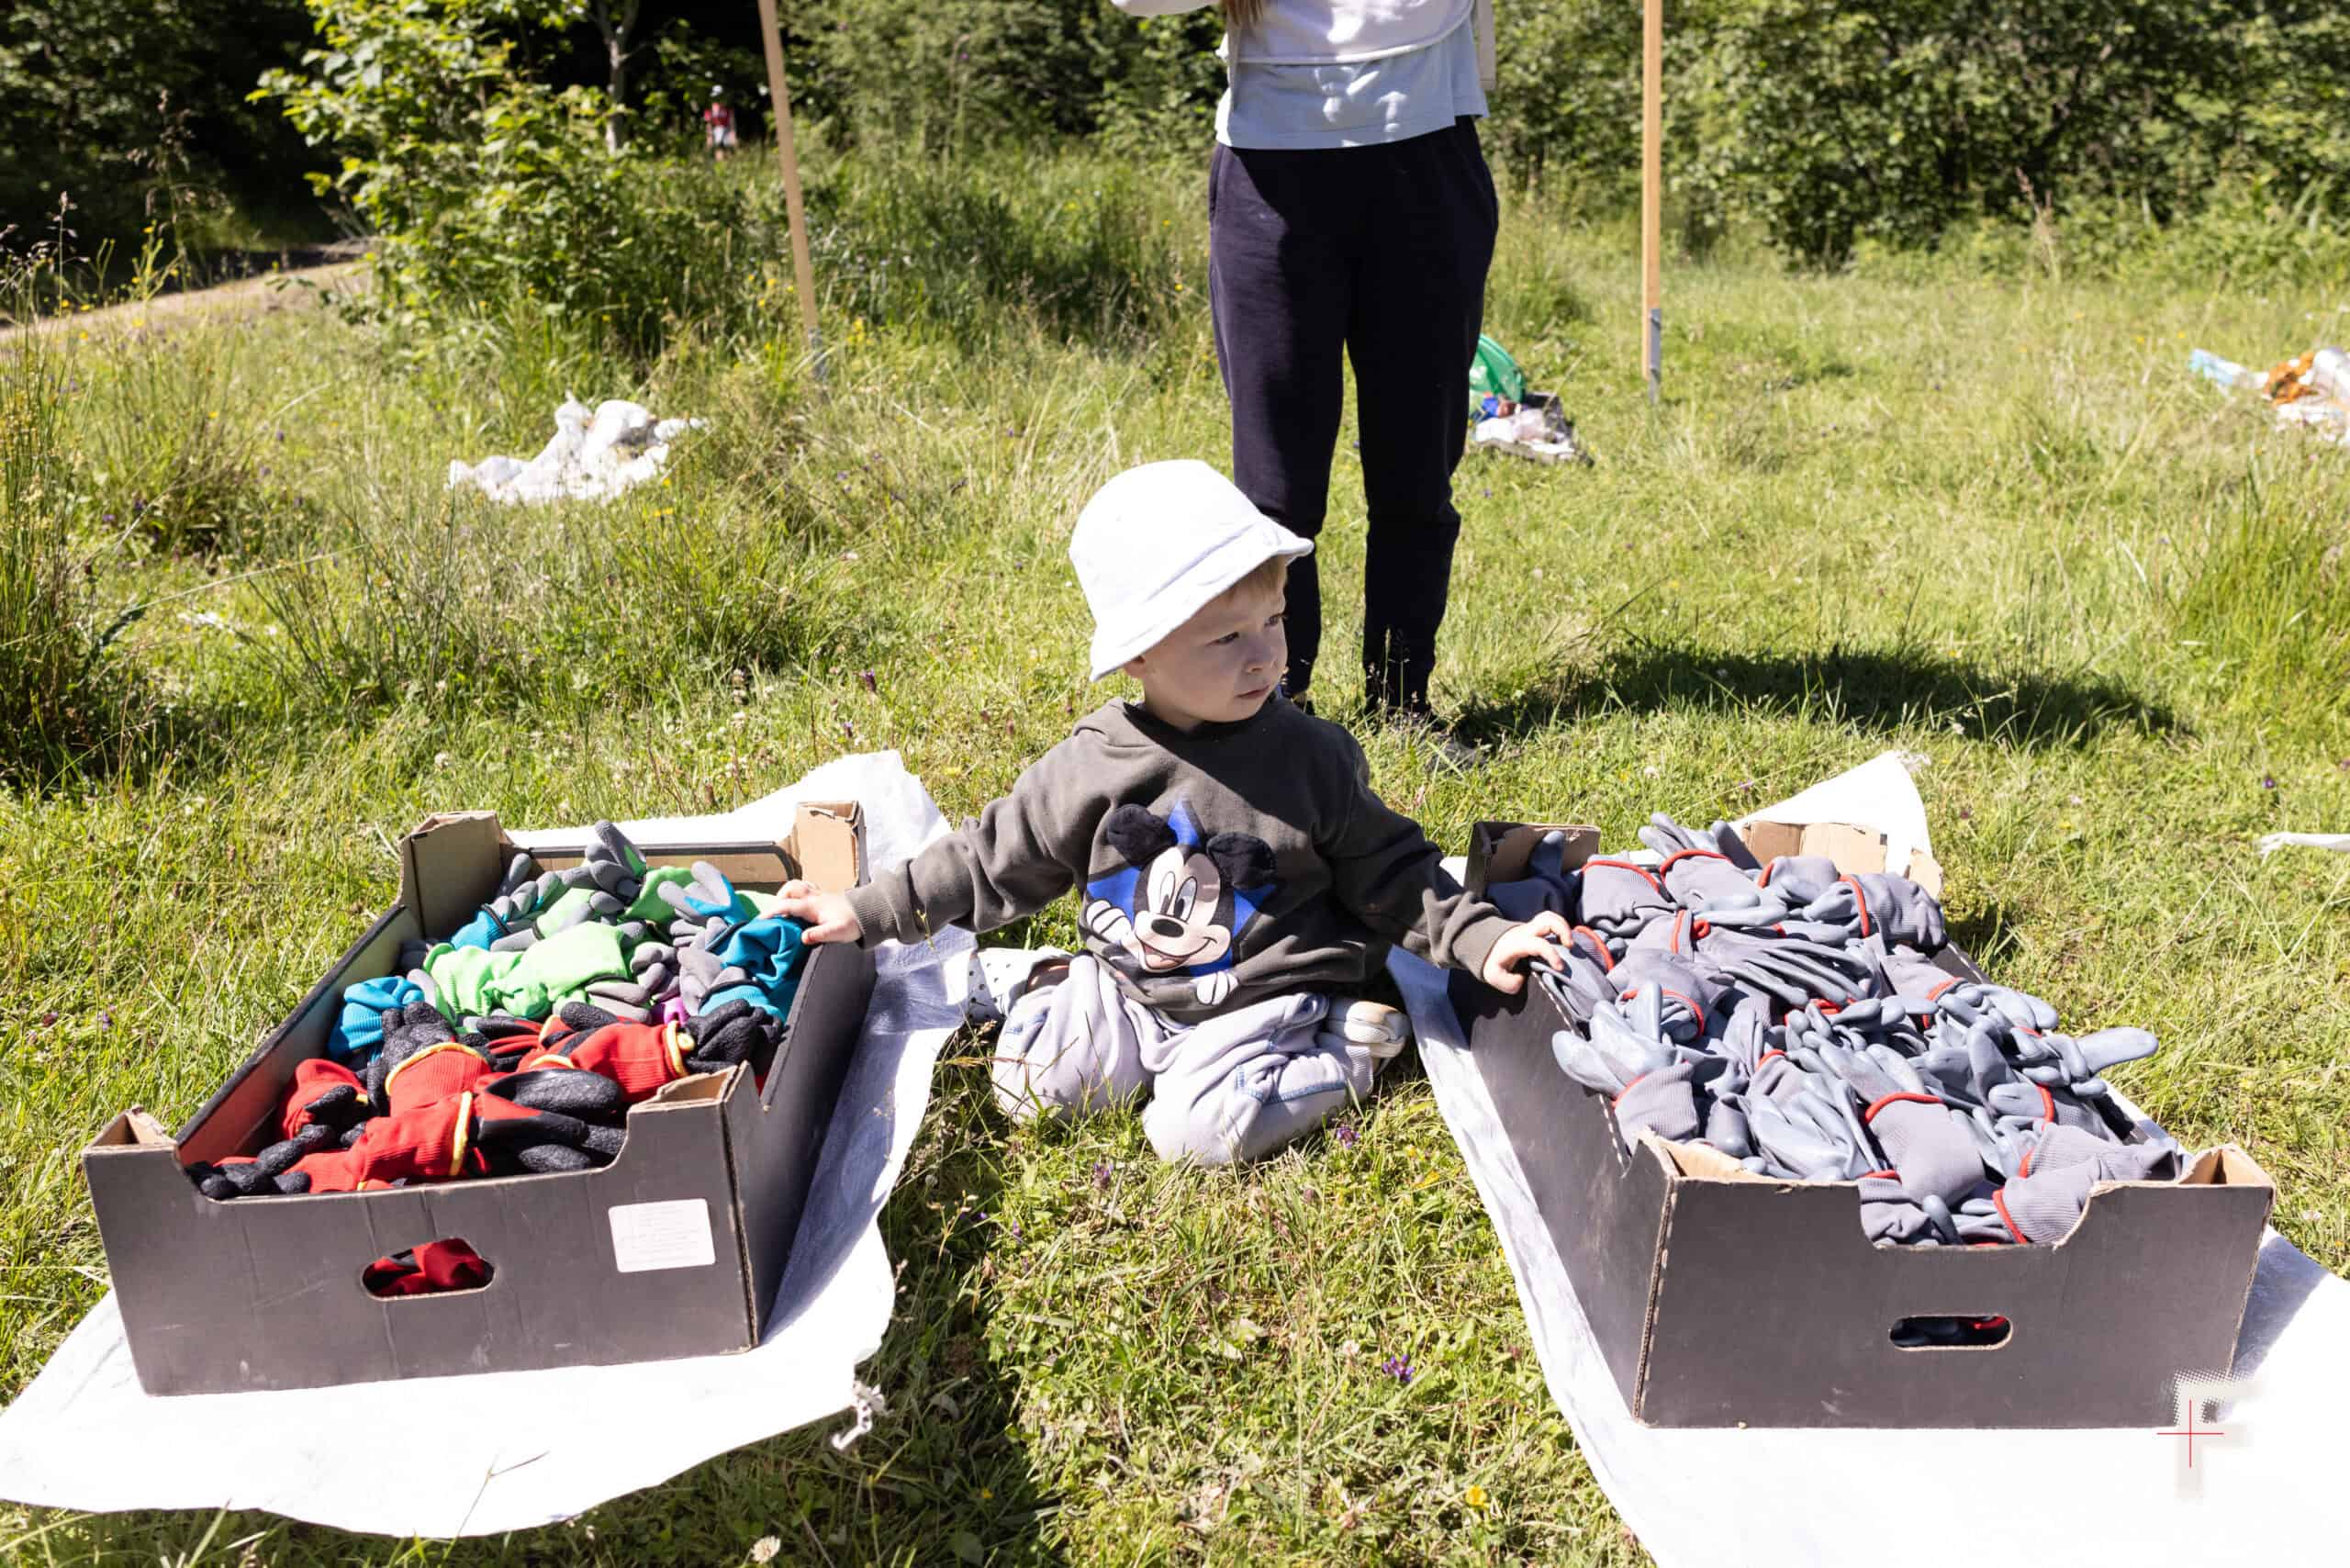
[1081,800,1279,1007]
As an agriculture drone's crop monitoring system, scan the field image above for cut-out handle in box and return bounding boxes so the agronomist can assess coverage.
[361,1238,494,1298]
[1889,1313,2011,1350]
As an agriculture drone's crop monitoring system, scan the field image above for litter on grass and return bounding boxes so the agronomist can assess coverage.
[2256,831,2350,856]
[448,397,705,505]
[2189,344,2349,444]
[1467,332,1591,465]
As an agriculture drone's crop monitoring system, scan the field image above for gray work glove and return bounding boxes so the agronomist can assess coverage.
[1550,991,1677,1097]
[1695,926,1881,1011]
[1531,930,1617,1025]
[1857,1176,1964,1246]
[676,941,751,1015]
[1992,1130,2180,1243]
[1746,1082,1876,1181]
[1577,857,1673,942]
[1880,944,1955,1001]
[1931,980,2059,1035]
[2011,1025,2158,1099]
[1792,873,1948,952]
[1635,813,1724,857]
[1756,855,1841,902]
[1485,829,1581,924]
[1608,949,1727,1042]
[1826,1050,1985,1204]
[1613,1059,1703,1148]
[1657,847,1756,911]
[576,821,648,901]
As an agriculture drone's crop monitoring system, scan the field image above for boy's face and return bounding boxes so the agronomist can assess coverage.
[1123,575,1287,731]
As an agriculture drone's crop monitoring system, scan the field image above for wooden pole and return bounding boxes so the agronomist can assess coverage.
[755,0,824,378]
[1640,0,1662,401]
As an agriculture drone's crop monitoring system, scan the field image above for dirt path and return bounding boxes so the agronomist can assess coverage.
[1,251,373,343]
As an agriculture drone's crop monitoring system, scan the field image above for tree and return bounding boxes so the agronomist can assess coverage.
[586,0,642,151]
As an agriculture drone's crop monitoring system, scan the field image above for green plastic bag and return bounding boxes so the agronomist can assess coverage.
[1469,333,1525,408]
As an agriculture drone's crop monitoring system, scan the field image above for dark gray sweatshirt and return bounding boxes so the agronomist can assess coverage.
[846,696,1514,1022]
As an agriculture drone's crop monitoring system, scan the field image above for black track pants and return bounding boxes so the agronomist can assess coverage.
[1208,116,1498,713]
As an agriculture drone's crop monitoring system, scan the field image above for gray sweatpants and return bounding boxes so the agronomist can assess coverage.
[991,955,1382,1164]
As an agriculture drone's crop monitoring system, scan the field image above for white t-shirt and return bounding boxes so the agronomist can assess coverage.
[1217,12,1485,149]
[1112,0,1469,62]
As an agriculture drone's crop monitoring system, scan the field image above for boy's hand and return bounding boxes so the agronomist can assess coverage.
[1481,912,1576,994]
[773,879,863,944]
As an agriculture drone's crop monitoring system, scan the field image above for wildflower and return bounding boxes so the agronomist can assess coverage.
[858,669,877,694]
[1332,1123,1359,1149]
[1464,1484,1490,1510]
[41,1012,58,1028]
[1380,1354,1414,1384]
[103,512,117,523]
[2262,776,2277,790]
[1092,1160,1113,1191]
[99,1011,113,1029]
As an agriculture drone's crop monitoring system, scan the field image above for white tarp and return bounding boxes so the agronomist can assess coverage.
[0,751,972,1538]
[447,398,703,505]
[1400,750,2348,1565]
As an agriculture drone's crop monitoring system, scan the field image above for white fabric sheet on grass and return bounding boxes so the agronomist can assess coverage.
[0,751,973,1539]
[1402,751,2350,1565]
[446,397,702,506]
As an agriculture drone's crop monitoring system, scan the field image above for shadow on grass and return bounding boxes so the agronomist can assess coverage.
[1460,644,2185,751]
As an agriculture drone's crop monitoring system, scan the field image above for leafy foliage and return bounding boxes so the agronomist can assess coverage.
[259,0,758,349]
[1669,0,2350,264]
[0,0,324,254]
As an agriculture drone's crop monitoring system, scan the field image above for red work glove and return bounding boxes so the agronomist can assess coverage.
[528,1000,780,1103]
[188,1059,380,1198]
[364,1239,493,1296]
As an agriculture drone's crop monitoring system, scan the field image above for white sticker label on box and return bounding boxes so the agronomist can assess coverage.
[608,1198,717,1273]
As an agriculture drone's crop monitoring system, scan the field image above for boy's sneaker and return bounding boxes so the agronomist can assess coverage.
[1324,998,1412,1058]
[966,946,1073,1024]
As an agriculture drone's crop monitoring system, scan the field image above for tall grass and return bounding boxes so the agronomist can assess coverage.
[0,297,137,783]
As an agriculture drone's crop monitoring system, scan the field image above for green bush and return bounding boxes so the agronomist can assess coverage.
[1668,0,2350,266]
[261,0,767,353]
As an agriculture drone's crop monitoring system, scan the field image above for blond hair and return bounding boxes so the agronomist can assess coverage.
[1220,0,1264,33]
[1219,553,1292,608]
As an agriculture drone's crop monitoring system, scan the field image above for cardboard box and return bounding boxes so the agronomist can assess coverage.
[1449,820,2276,1428]
[83,805,878,1396]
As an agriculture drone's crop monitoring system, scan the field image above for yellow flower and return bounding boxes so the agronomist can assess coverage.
[1464,1484,1490,1510]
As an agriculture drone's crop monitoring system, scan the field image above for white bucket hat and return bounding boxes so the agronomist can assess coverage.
[1069,459,1312,680]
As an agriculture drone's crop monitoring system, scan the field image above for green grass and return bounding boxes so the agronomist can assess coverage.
[4,146,2349,1564]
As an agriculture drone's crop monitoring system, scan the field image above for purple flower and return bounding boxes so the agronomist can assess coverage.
[103,511,117,522]
[858,669,877,694]
[1381,1354,1414,1384]
[39,1012,57,1028]
[1333,1123,1359,1149]
[1092,1160,1113,1190]
[98,1010,113,1029]
[2262,776,2277,790]
[842,721,855,740]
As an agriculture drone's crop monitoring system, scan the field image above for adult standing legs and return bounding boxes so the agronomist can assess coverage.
[1208,141,1359,701]
[1346,118,1498,715]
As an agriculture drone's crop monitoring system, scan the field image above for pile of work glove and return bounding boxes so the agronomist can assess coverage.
[1486,816,2180,1249]
[185,822,810,1203]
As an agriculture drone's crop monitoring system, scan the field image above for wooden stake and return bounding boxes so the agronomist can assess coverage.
[755,0,824,378]
[1640,0,1662,401]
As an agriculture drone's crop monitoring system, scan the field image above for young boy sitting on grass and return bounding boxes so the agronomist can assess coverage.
[777,459,1569,1163]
